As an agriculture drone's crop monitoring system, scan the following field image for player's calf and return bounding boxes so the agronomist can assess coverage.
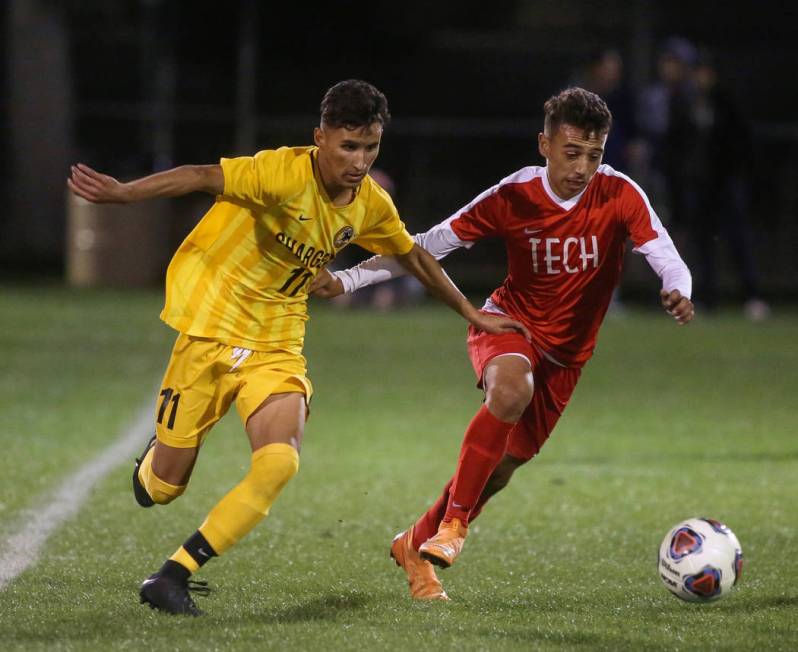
[133,435,186,507]
[132,435,157,507]
[191,443,299,555]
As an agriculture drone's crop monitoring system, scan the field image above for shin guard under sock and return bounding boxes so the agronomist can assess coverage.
[195,443,299,556]
[443,405,515,524]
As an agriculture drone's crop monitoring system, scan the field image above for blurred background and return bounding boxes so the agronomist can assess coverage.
[2,0,797,315]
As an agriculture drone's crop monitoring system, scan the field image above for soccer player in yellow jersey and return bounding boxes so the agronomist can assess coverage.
[67,80,527,615]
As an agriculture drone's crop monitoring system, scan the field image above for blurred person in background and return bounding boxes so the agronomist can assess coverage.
[689,51,769,319]
[639,38,769,319]
[638,36,699,230]
[573,48,642,173]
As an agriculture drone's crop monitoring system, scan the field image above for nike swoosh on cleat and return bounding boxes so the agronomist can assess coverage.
[140,579,157,587]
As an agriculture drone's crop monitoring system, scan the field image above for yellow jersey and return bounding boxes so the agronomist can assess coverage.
[160,146,415,352]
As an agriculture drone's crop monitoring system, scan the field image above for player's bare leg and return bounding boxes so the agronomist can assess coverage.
[140,392,304,615]
[419,356,532,569]
[245,391,305,451]
[134,437,199,507]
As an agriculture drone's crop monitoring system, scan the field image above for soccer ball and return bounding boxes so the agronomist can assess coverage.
[657,517,743,602]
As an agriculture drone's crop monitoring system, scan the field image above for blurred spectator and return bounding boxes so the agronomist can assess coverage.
[689,51,769,319]
[638,36,699,230]
[638,38,769,319]
[573,48,642,172]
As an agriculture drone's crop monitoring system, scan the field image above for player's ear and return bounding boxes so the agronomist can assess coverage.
[313,126,324,147]
[538,132,548,159]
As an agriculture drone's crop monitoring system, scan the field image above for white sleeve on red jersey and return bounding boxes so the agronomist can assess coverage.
[333,216,471,293]
[637,237,693,299]
[606,166,693,299]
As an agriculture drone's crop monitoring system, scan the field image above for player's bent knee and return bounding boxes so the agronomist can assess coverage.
[485,383,532,422]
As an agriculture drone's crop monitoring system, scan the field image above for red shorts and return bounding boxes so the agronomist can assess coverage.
[467,325,581,462]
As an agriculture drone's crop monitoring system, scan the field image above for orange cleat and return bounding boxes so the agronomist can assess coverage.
[419,518,468,569]
[390,528,449,601]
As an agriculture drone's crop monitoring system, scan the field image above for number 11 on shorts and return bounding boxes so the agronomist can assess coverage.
[157,387,181,430]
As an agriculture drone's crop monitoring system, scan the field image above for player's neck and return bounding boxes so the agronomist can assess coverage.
[314,153,356,206]
[322,180,355,206]
[544,165,583,204]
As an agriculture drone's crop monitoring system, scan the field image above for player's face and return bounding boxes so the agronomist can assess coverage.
[538,123,607,200]
[314,122,382,195]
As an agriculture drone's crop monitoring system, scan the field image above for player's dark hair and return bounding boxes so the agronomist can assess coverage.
[320,80,391,129]
[543,87,612,137]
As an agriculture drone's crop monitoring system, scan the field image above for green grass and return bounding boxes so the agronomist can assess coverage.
[0,286,796,651]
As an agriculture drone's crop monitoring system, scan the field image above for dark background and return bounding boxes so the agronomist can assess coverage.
[2,0,797,300]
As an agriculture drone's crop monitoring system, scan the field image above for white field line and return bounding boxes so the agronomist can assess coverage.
[0,402,153,591]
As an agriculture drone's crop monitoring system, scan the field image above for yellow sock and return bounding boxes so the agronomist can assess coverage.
[196,443,299,555]
[138,447,186,504]
[170,546,201,573]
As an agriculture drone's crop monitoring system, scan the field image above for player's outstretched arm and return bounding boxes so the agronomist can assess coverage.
[309,268,344,298]
[67,163,224,204]
[397,244,530,339]
[660,289,695,325]
[311,220,473,298]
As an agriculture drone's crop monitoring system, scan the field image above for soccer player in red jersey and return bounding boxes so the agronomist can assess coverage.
[311,87,694,600]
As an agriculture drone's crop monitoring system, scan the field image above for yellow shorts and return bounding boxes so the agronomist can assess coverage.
[154,333,313,448]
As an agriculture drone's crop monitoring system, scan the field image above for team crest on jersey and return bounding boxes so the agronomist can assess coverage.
[333,226,355,248]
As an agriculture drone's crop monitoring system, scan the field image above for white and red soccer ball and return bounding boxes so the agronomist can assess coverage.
[658,517,743,602]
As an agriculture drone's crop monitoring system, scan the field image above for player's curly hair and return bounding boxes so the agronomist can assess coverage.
[320,80,391,129]
[543,87,612,137]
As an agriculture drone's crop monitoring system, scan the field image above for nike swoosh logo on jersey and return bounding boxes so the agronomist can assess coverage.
[299,215,313,221]
[524,228,543,234]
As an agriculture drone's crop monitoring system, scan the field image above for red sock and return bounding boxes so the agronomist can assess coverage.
[443,405,515,525]
[411,479,452,551]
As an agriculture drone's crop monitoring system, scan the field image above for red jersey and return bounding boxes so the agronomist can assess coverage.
[447,165,685,366]
[335,164,691,368]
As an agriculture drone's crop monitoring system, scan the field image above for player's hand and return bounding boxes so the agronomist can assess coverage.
[472,312,531,341]
[67,163,132,203]
[310,268,345,298]
[660,289,695,325]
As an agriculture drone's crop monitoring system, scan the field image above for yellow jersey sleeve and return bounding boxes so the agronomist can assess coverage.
[353,179,415,256]
[220,147,304,208]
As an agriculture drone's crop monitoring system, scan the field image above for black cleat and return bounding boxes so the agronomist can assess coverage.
[139,571,210,616]
[132,434,157,507]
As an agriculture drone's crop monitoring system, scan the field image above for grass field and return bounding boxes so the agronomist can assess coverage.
[0,285,796,651]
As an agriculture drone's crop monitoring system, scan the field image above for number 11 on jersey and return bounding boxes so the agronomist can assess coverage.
[279,266,313,297]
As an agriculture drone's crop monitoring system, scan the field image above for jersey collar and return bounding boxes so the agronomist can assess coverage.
[542,165,587,211]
